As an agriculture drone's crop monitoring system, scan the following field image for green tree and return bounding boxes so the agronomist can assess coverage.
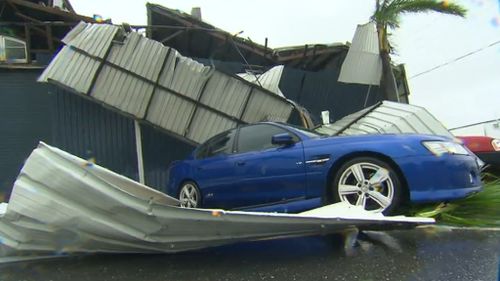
[372,0,466,101]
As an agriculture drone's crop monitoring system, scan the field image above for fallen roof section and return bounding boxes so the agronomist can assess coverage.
[145,4,351,71]
[38,22,294,144]
[317,101,453,137]
[0,142,433,259]
[146,3,276,66]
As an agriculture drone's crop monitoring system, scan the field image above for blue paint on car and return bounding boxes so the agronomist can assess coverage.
[167,122,482,214]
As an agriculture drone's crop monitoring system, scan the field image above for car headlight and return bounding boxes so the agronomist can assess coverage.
[492,139,500,151]
[422,141,469,156]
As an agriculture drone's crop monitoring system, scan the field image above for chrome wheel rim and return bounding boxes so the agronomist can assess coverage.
[337,162,394,213]
[179,183,199,208]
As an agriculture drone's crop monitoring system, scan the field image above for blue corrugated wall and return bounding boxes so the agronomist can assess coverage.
[280,67,383,124]
[50,87,140,183]
[0,69,52,200]
[0,69,196,199]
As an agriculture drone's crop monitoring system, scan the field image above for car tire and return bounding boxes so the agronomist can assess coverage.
[331,157,403,215]
[178,181,201,208]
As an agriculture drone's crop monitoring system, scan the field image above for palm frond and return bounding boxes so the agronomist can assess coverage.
[372,0,466,28]
[394,0,467,17]
[411,175,500,227]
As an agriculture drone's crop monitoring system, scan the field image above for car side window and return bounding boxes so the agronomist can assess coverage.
[236,124,297,154]
[196,130,236,159]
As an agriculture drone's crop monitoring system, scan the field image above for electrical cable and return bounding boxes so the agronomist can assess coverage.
[410,38,500,79]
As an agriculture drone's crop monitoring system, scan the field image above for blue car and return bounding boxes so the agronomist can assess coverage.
[167,122,483,214]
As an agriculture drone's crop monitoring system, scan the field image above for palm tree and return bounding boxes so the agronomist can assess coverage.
[372,0,467,101]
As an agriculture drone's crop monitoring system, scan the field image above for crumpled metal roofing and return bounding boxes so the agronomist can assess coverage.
[0,142,433,259]
[238,65,285,98]
[38,22,294,144]
[338,22,382,86]
[316,101,453,137]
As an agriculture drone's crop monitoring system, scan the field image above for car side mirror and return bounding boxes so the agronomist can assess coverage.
[272,133,294,146]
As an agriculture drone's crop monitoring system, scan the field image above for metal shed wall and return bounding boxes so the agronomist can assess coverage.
[50,88,196,191]
[50,87,140,182]
[0,68,193,196]
[0,69,52,199]
[279,67,383,124]
[141,125,195,193]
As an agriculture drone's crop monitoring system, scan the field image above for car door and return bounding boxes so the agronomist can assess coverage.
[191,129,240,209]
[230,124,307,207]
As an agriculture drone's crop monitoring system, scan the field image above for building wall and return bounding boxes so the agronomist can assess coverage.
[0,69,52,200]
[141,125,194,193]
[50,87,140,182]
[0,69,195,200]
[280,67,383,124]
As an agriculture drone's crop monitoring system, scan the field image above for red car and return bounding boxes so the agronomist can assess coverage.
[457,136,500,169]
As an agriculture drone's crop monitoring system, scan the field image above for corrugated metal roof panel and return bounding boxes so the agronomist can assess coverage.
[202,72,250,118]
[242,89,293,123]
[108,32,168,81]
[62,22,119,59]
[169,56,212,100]
[187,109,237,143]
[317,101,453,137]
[91,65,155,118]
[338,22,381,85]
[39,22,294,144]
[146,89,196,136]
[238,65,285,98]
[38,47,100,94]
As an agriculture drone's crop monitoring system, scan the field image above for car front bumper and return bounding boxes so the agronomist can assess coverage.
[395,154,483,203]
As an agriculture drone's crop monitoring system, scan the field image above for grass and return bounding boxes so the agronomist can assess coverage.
[408,174,500,227]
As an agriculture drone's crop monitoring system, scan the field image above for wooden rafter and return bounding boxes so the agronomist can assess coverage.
[6,0,95,22]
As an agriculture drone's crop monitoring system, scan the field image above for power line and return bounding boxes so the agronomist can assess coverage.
[409,38,500,79]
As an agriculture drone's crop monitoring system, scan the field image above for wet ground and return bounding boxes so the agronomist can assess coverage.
[0,226,499,281]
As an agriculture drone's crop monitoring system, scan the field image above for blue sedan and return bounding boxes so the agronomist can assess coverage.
[166,122,483,214]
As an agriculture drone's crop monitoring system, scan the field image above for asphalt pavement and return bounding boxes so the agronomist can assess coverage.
[0,226,499,281]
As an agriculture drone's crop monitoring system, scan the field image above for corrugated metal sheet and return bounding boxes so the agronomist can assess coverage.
[38,47,100,94]
[0,69,52,196]
[202,72,250,117]
[0,142,433,258]
[280,67,382,124]
[338,22,382,85]
[51,87,139,181]
[39,22,293,144]
[141,125,195,192]
[146,88,196,136]
[242,88,293,123]
[316,101,453,137]
[108,32,168,81]
[62,22,119,58]
[238,65,285,97]
[187,109,238,143]
[92,65,155,117]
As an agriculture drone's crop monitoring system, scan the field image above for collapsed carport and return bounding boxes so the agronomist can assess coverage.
[0,22,434,259]
[38,21,300,188]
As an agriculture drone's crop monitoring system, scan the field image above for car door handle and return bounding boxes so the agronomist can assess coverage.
[236,161,246,166]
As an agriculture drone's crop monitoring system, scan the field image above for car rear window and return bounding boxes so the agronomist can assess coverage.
[196,130,236,159]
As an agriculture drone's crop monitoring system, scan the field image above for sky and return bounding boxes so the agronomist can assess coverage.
[70,0,500,129]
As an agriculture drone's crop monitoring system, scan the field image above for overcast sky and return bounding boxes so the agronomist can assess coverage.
[71,0,500,129]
